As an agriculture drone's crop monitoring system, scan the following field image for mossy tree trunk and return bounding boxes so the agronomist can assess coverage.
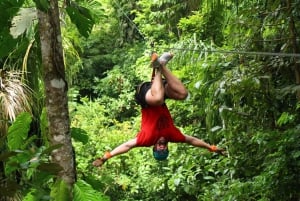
[36,0,75,198]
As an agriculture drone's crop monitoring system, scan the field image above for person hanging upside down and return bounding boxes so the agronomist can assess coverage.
[92,52,225,167]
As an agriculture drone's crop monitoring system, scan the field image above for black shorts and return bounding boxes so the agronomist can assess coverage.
[135,80,167,108]
[135,82,151,108]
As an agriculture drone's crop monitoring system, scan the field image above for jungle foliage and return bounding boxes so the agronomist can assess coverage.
[1,0,300,200]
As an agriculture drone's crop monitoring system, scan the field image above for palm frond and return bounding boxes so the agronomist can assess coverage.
[0,70,32,135]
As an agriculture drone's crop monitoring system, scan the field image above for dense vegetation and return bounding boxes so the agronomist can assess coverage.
[1,0,299,200]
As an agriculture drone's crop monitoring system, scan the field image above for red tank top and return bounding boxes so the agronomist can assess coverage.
[136,104,185,146]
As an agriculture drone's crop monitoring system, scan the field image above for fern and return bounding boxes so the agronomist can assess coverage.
[74,180,110,201]
[50,179,71,201]
[7,112,32,150]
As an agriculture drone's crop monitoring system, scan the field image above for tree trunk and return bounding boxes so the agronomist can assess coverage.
[36,0,75,198]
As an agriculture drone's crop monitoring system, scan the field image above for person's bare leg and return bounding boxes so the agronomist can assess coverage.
[145,68,165,106]
[161,65,188,100]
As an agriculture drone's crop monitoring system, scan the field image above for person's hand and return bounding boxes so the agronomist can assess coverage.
[215,147,227,156]
[92,152,112,167]
[92,158,106,167]
[209,145,227,156]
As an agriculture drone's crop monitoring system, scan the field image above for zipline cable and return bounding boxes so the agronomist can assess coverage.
[168,48,300,58]
[112,1,146,41]
[112,1,300,59]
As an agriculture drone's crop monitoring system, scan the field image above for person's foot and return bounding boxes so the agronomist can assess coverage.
[151,52,173,68]
[158,52,173,66]
[151,52,160,68]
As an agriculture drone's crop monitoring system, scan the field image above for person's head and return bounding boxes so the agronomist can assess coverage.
[153,137,169,160]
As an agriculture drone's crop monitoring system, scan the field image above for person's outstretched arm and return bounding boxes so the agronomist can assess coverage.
[184,135,225,155]
[92,138,137,167]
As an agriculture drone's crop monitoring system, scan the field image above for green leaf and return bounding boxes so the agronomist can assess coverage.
[40,107,49,147]
[66,3,95,38]
[4,150,31,175]
[10,7,37,38]
[7,112,32,150]
[41,144,64,156]
[203,176,215,180]
[292,151,300,159]
[74,180,110,201]
[23,189,39,201]
[37,162,63,175]
[50,179,71,201]
[33,0,49,12]
[0,28,18,57]
[71,127,89,144]
[0,0,25,27]
[0,151,18,161]
[276,112,295,126]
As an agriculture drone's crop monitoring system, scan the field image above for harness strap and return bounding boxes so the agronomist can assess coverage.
[151,68,155,82]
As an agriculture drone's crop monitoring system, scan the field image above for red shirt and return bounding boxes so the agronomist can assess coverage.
[136,104,186,146]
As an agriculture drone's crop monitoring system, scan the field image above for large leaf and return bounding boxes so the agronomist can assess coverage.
[74,180,110,201]
[66,3,95,38]
[0,0,25,27]
[7,112,32,150]
[71,127,89,144]
[0,29,18,57]
[0,0,24,56]
[10,7,37,39]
